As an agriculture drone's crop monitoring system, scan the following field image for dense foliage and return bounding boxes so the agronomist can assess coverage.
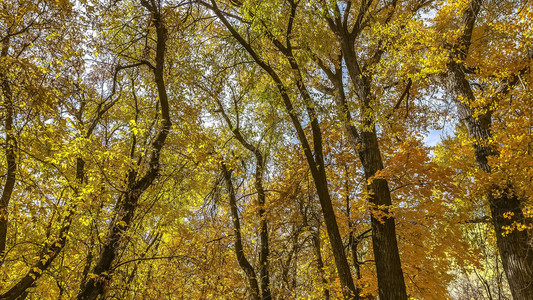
[0,0,532,299]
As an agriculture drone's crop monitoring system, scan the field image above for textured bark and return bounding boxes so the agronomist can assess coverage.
[320,2,408,297]
[447,60,533,300]
[341,45,408,300]
[443,1,533,299]
[77,2,171,298]
[221,163,261,300]
[358,123,407,300]
[206,1,358,298]
[489,190,533,300]
[0,38,16,263]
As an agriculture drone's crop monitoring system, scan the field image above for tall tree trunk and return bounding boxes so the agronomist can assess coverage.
[215,100,272,299]
[446,60,533,300]
[489,190,533,300]
[256,159,271,300]
[318,1,408,297]
[206,1,359,298]
[77,2,171,298]
[0,38,16,263]
[323,31,407,300]
[257,180,271,300]
[358,125,407,300]
[443,1,533,298]
[221,163,261,300]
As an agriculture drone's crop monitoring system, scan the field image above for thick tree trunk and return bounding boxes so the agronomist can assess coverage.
[443,1,533,296]
[335,31,407,300]
[489,190,533,300]
[317,1,408,294]
[359,129,407,300]
[323,56,407,299]
[446,60,533,300]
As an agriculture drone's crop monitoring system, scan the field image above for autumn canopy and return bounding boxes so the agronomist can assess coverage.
[0,0,532,299]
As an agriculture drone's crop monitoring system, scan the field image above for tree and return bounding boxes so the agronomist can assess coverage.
[433,1,533,298]
[1,0,531,298]
[77,0,173,298]
[200,0,361,297]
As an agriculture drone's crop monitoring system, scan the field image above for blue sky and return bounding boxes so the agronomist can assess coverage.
[424,129,444,147]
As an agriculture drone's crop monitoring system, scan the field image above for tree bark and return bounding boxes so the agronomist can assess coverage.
[215,99,272,299]
[320,2,408,296]
[311,228,330,300]
[0,38,16,263]
[446,59,533,300]
[356,121,407,300]
[205,1,359,298]
[443,1,533,299]
[0,157,84,300]
[221,163,261,300]
[77,2,171,298]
